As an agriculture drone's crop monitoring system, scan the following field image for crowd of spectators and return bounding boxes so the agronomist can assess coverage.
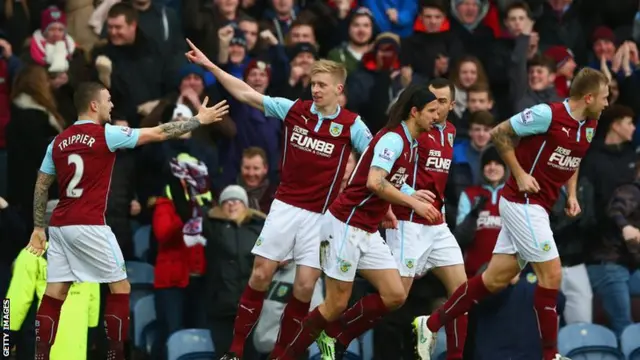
[1,0,640,358]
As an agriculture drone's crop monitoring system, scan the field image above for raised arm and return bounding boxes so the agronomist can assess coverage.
[491,103,552,179]
[186,39,265,111]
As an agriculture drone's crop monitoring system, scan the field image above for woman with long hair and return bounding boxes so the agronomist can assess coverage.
[272,85,442,360]
[450,55,489,119]
[7,64,66,230]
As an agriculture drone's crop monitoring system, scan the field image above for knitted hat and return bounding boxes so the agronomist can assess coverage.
[230,28,247,48]
[243,59,271,80]
[592,26,615,43]
[41,6,67,32]
[481,145,504,168]
[289,42,318,59]
[219,185,249,207]
[179,63,205,81]
[544,46,574,69]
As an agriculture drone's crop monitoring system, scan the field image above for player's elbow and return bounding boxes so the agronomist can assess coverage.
[137,127,165,146]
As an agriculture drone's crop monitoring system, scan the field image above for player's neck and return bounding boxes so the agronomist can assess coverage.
[77,114,100,124]
[314,102,339,117]
[404,119,423,140]
[566,99,588,121]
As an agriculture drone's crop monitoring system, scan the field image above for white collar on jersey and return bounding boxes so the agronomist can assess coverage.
[400,122,419,148]
[310,102,341,120]
[562,99,586,123]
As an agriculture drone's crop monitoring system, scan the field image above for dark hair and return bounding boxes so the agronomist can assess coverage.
[420,0,446,13]
[429,78,455,99]
[386,85,436,129]
[467,82,493,100]
[504,1,531,19]
[600,104,635,133]
[527,54,556,73]
[107,2,138,24]
[74,82,107,114]
[469,110,495,127]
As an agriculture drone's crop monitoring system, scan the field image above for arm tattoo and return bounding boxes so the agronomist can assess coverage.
[371,166,391,192]
[491,124,516,155]
[159,117,201,139]
[33,172,56,228]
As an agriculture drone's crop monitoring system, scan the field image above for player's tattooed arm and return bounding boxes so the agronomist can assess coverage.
[366,166,417,208]
[158,117,201,139]
[368,166,390,192]
[490,120,518,154]
[33,171,56,229]
[490,120,527,178]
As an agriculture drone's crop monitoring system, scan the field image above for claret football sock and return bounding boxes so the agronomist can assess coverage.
[35,294,64,360]
[229,285,266,357]
[444,313,468,360]
[271,295,311,358]
[326,294,388,346]
[104,293,130,360]
[427,275,490,332]
[534,285,560,360]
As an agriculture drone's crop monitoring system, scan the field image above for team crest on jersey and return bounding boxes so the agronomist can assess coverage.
[405,258,415,269]
[447,133,454,147]
[339,259,352,273]
[329,122,343,137]
[585,128,594,143]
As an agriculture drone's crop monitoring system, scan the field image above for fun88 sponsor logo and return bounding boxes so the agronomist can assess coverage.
[548,146,581,170]
[290,125,335,157]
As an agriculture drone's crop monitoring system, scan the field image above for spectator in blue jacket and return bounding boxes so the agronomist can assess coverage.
[362,0,418,37]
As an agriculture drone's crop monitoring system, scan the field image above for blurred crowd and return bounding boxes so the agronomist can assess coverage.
[2,0,640,358]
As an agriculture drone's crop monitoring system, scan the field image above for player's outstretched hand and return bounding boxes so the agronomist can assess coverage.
[564,196,581,217]
[195,97,229,125]
[516,173,540,194]
[185,38,213,68]
[414,202,442,223]
[26,229,46,257]
[412,189,436,204]
[380,207,398,229]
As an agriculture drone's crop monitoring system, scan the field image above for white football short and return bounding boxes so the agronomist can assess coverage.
[493,197,559,266]
[47,225,127,283]
[251,199,323,269]
[320,212,398,282]
[386,221,464,277]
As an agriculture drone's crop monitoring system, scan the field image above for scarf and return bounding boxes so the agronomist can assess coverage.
[169,156,210,247]
[238,176,270,211]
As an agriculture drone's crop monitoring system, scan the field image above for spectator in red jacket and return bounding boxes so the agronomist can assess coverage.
[150,157,211,359]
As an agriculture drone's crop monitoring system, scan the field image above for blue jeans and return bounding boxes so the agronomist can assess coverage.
[587,263,640,335]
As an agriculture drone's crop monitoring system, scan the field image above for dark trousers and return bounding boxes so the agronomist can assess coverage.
[152,276,208,359]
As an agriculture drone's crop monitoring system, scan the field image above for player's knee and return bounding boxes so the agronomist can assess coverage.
[249,258,277,290]
[380,288,407,311]
[535,261,563,289]
[292,278,317,301]
[482,271,512,293]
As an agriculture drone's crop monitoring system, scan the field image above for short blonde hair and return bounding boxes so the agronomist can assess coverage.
[569,67,609,99]
[310,59,347,84]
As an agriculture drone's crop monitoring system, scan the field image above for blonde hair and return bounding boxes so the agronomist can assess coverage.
[569,67,609,99]
[310,59,347,84]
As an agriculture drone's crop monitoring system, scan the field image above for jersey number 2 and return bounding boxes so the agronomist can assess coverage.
[67,154,84,198]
